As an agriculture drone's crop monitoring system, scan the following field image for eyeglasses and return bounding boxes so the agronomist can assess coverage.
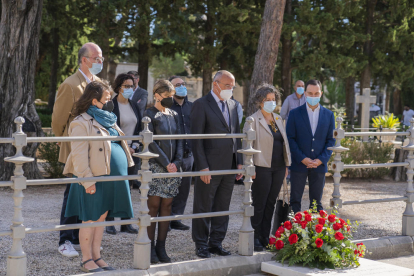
[122,85,135,89]
[86,56,105,63]
[216,81,236,90]
[174,82,186,88]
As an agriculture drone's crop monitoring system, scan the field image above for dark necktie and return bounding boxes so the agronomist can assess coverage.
[220,100,226,113]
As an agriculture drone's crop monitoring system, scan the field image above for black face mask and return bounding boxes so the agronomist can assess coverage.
[100,100,114,112]
[160,97,174,108]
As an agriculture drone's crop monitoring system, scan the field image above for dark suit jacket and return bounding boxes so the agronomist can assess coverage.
[191,92,243,171]
[131,86,148,118]
[112,95,142,139]
[286,104,335,173]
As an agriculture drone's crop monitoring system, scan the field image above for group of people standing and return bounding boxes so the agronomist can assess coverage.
[51,42,335,273]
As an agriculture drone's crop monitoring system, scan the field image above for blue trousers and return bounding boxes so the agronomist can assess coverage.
[290,169,325,213]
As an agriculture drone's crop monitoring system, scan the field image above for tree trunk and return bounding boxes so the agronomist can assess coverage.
[281,0,292,101]
[385,84,391,112]
[47,26,59,110]
[202,6,214,96]
[0,0,44,181]
[97,16,109,81]
[243,79,251,109]
[247,0,286,116]
[393,87,402,115]
[345,76,355,124]
[136,4,151,90]
[138,40,150,90]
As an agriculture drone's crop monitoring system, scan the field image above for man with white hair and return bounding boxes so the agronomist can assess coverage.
[52,42,103,258]
[280,80,306,123]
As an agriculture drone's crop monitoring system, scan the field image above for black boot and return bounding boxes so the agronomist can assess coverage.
[155,240,171,263]
[254,238,264,252]
[151,240,159,264]
[120,224,138,234]
[105,217,116,235]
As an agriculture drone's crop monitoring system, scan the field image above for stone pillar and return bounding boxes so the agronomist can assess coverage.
[237,117,260,256]
[133,117,158,269]
[402,118,414,236]
[5,117,34,276]
[327,117,348,213]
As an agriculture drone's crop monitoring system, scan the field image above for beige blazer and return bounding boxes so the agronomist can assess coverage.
[63,113,134,189]
[51,70,101,163]
[243,110,291,168]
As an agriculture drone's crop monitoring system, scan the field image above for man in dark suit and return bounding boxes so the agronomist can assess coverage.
[286,79,335,213]
[191,70,243,258]
[127,71,148,118]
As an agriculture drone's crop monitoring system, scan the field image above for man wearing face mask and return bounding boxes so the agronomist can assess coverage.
[169,76,193,231]
[127,71,148,118]
[190,70,243,258]
[286,79,335,213]
[52,42,104,257]
[280,80,306,123]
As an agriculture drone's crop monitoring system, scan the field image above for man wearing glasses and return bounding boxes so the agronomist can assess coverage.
[52,42,103,258]
[127,71,148,118]
[168,76,193,231]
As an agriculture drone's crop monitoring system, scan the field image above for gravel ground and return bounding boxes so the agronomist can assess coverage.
[0,176,408,275]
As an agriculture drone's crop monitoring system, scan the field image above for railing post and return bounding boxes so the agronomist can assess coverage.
[133,117,158,269]
[4,117,34,276]
[402,118,414,236]
[237,117,260,256]
[328,117,348,213]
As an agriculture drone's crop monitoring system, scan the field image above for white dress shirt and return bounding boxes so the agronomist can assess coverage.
[78,69,94,84]
[306,103,320,136]
[211,91,230,127]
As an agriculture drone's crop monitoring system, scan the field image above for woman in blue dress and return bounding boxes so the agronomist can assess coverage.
[63,81,135,273]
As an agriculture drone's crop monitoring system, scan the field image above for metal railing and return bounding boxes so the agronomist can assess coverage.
[328,117,414,236]
[0,116,260,275]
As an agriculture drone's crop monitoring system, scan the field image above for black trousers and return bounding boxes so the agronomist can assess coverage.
[59,184,81,246]
[290,169,326,213]
[251,166,285,239]
[171,155,194,220]
[192,155,236,248]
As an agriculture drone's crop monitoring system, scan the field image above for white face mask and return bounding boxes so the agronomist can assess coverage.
[216,82,233,101]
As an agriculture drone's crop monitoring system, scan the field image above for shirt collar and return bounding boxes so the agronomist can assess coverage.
[211,90,223,103]
[173,96,188,106]
[78,68,94,83]
[306,103,320,112]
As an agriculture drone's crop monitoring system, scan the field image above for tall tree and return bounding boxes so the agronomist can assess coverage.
[0,0,44,181]
[247,0,286,115]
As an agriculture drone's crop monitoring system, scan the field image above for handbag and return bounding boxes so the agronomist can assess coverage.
[272,178,291,233]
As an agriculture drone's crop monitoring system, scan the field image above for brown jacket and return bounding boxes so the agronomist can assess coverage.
[63,113,134,189]
[51,70,101,163]
[243,110,291,168]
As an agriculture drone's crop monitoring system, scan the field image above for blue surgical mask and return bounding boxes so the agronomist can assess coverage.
[175,86,187,97]
[263,101,277,113]
[88,62,103,75]
[122,88,134,99]
[306,96,320,106]
[296,87,304,95]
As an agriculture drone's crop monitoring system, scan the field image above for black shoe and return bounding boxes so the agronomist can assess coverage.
[151,241,159,264]
[106,226,117,235]
[170,221,190,231]
[195,247,211,258]
[259,236,269,248]
[208,246,231,256]
[120,224,138,234]
[155,240,171,263]
[254,238,264,252]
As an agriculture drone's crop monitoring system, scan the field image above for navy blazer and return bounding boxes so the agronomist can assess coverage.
[286,104,335,173]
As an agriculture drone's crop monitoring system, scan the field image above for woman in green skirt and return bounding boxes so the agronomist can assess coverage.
[63,81,135,273]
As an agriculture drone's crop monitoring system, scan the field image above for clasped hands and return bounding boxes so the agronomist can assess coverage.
[302,157,322,168]
[200,165,243,184]
[167,163,178,173]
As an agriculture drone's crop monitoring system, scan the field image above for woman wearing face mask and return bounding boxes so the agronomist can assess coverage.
[143,80,183,264]
[63,81,135,273]
[104,73,142,235]
[243,84,291,252]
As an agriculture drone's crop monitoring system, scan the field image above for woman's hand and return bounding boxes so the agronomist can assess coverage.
[167,163,177,173]
[285,167,289,178]
[252,174,256,180]
[85,184,96,195]
[129,147,135,155]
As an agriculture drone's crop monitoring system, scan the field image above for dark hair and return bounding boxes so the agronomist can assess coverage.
[169,75,181,82]
[72,81,112,117]
[305,79,322,91]
[153,80,175,96]
[112,73,135,94]
[127,71,139,78]
[253,83,281,108]
[405,104,410,108]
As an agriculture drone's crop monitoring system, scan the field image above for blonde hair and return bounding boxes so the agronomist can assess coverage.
[153,80,175,96]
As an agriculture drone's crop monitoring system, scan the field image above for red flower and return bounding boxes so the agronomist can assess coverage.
[357,242,364,247]
[300,221,308,229]
[333,223,342,231]
[347,226,351,232]
[275,231,281,238]
[304,211,309,215]
[319,210,327,218]
[295,213,303,221]
[315,224,323,233]
[305,214,312,222]
[328,214,336,223]
[354,250,358,255]
[269,237,276,245]
[284,221,292,230]
[359,253,363,257]
[289,234,298,244]
[339,218,346,225]
[315,238,323,248]
[318,218,326,225]
[335,232,344,240]
[275,240,284,250]
[277,226,285,234]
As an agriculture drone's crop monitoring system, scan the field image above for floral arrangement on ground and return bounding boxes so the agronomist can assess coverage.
[268,204,366,270]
